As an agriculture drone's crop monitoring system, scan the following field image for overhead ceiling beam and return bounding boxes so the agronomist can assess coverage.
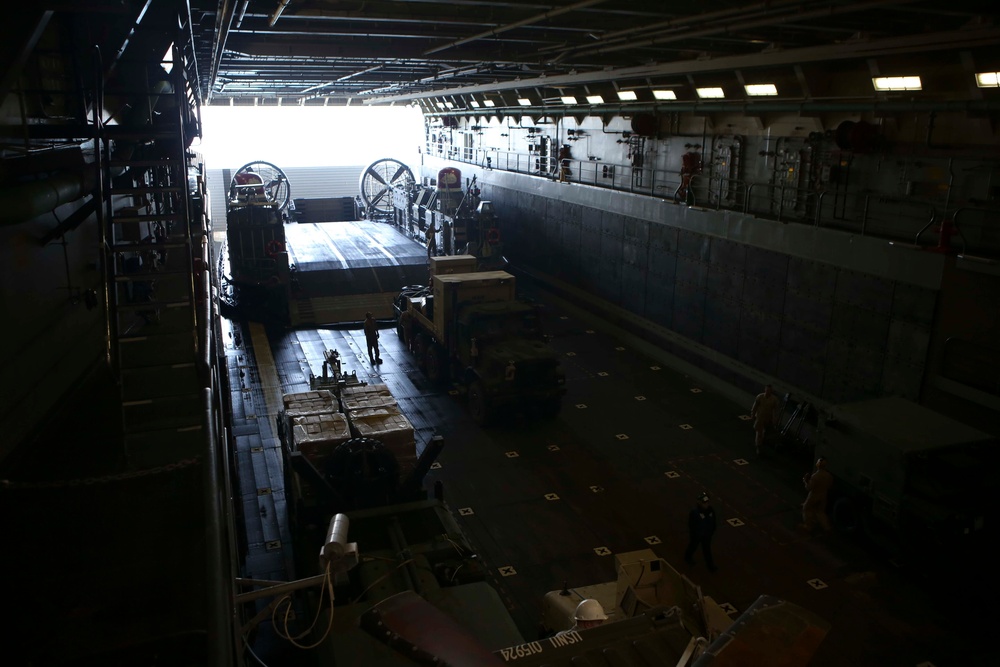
[554,0,919,62]
[423,0,609,56]
[365,23,1000,103]
[541,0,817,57]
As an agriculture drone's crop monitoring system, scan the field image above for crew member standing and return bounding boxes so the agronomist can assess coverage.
[425,220,438,258]
[684,492,717,572]
[363,311,381,364]
[801,457,834,533]
[750,384,781,456]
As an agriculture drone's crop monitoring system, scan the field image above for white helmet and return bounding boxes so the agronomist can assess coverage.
[574,599,608,622]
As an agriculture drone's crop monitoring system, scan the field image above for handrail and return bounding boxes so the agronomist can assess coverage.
[744,182,761,215]
[426,140,999,256]
[947,208,974,255]
[913,209,939,248]
[814,190,828,226]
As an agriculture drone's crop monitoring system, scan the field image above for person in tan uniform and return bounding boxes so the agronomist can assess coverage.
[750,384,781,456]
[425,220,438,258]
[801,457,833,533]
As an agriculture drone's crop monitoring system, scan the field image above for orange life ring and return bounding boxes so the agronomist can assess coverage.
[487,228,501,245]
[266,239,285,257]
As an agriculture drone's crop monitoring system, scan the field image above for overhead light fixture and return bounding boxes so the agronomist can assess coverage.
[617,90,638,101]
[872,76,921,91]
[696,87,725,99]
[484,99,495,107]
[975,71,1000,88]
[586,94,604,104]
[652,89,677,100]
[561,96,578,104]
[435,101,446,109]
[445,101,454,108]
[470,100,481,108]
[518,97,532,106]
[745,83,778,96]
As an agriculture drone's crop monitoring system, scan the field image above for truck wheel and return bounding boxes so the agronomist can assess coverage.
[468,381,493,426]
[425,344,447,385]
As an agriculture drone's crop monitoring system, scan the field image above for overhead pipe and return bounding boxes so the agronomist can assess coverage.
[269,0,292,27]
[0,170,94,225]
[234,0,249,29]
[210,1,242,102]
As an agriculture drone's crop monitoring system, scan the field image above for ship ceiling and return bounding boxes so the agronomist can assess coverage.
[3,1,999,129]
[179,0,1000,115]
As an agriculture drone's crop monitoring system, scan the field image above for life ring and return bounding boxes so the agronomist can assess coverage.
[266,239,285,257]
[487,228,501,246]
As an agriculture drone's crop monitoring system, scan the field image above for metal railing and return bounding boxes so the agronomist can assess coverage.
[428,142,1000,257]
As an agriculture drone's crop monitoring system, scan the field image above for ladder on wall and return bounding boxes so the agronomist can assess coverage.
[97,47,207,468]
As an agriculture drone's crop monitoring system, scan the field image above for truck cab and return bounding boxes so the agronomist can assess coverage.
[817,396,995,549]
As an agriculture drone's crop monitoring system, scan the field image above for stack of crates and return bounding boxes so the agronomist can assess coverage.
[339,383,418,477]
[282,390,351,469]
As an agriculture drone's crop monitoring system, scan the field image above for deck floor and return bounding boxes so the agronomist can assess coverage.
[226,277,996,666]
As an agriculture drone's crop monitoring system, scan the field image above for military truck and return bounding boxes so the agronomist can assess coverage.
[395,258,565,425]
[816,396,995,550]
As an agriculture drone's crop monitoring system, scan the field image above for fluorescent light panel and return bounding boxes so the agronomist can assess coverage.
[517,97,532,106]
[652,89,676,100]
[561,96,578,104]
[586,94,604,104]
[696,87,725,99]
[745,83,777,96]
[617,90,638,101]
[483,99,495,107]
[872,76,921,91]
[975,72,1000,88]
[470,100,480,108]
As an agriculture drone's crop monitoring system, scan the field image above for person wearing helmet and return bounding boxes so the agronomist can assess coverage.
[801,457,833,533]
[555,599,608,636]
[684,492,718,572]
